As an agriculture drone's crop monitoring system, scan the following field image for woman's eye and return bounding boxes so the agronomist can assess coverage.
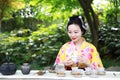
[74,32,78,33]
[68,31,72,33]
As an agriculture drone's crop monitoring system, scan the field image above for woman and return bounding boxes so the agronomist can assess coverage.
[54,15,103,70]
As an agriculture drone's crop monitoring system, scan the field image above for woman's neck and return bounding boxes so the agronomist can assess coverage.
[74,38,83,49]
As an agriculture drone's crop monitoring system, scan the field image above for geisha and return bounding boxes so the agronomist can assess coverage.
[54,15,103,70]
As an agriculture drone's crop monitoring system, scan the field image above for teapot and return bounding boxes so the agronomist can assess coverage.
[21,63,31,74]
[0,54,17,75]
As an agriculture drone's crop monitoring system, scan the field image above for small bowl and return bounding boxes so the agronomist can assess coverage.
[48,69,56,73]
[97,68,106,75]
[85,67,92,75]
[37,70,46,75]
[57,72,65,77]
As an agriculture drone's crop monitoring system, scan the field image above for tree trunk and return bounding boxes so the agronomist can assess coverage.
[78,0,99,48]
[0,11,4,33]
[0,19,2,33]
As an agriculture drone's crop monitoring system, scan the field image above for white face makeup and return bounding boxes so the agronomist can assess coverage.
[67,24,83,43]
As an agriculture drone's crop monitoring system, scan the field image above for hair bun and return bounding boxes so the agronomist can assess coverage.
[78,16,86,30]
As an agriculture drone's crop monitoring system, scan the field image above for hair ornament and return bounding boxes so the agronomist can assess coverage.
[78,16,86,30]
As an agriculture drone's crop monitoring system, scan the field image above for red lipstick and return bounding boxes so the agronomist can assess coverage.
[72,38,76,40]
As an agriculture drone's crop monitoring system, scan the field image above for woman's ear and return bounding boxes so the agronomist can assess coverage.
[82,31,84,35]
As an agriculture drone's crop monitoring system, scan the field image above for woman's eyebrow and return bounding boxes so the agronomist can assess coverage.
[74,30,79,31]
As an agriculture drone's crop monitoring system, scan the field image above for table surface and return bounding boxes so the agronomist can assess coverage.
[0,70,120,80]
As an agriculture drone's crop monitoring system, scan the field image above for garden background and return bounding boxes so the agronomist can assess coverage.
[0,0,120,70]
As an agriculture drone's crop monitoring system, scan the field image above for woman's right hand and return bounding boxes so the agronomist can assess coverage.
[63,58,73,66]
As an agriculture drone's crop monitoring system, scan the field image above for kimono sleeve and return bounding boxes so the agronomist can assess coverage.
[90,45,103,69]
[54,45,66,64]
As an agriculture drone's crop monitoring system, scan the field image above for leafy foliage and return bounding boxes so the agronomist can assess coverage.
[0,0,120,69]
[99,25,120,57]
[0,24,69,69]
[97,0,120,60]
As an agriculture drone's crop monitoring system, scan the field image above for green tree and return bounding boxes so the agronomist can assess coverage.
[0,0,24,32]
[35,0,99,47]
[78,0,99,47]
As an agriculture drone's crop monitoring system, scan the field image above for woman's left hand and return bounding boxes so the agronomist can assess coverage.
[77,55,90,66]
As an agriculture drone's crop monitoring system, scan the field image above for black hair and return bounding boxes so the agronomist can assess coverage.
[66,15,86,35]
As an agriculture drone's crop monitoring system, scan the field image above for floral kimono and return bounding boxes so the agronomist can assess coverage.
[55,37,103,69]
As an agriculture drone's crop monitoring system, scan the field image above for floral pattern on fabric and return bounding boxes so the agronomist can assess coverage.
[55,38,103,69]
[80,47,92,60]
